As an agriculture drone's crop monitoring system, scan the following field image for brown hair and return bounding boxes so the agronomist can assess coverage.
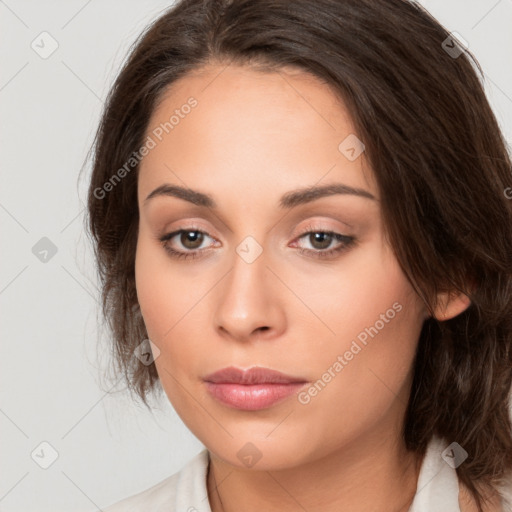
[84,0,512,509]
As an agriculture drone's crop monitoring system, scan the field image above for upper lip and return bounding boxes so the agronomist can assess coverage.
[203,366,308,385]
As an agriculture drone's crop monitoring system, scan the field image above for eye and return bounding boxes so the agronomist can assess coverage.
[157,224,356,261]
[158,227,217,260]
[293,224,356,259]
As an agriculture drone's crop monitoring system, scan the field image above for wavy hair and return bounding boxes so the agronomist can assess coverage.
[84,1,512,509]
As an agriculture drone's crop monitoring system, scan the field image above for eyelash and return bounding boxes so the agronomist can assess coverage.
[158,223,356,261]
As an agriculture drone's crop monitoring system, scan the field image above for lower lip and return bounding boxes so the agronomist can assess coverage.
[204,382,307,410]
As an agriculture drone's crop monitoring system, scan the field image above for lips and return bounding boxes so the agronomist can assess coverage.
[203,366,308,411]
[203,366,307,385]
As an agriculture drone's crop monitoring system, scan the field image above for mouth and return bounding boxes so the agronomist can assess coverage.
[203,366,309,411]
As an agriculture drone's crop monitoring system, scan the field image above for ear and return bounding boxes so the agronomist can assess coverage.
[432,289,472,321]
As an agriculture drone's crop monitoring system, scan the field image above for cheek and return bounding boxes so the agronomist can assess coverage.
[134,236,199,415]
[285,234,423,348]
[134,231,213,377]
[293,238,420,351]
[135,230,190,338]
[135,241,166,339]
[293,242,424,440]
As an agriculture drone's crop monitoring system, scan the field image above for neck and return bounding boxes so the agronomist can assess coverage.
[207,430,423,512]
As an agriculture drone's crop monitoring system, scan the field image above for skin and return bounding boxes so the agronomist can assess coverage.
[135,62,476,512]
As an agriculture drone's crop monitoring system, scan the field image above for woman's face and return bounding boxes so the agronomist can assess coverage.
[135,63,427,469]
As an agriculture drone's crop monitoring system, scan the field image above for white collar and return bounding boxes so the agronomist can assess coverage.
[104,435,512,511]
[179,435,463,512]
[408,435,461,511]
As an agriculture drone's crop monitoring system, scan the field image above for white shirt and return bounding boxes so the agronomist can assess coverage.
[102,436,512,511]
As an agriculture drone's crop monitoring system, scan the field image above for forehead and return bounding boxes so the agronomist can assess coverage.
[138,63,377,201]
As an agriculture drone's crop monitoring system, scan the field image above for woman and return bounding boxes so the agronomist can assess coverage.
[85,0,512,510]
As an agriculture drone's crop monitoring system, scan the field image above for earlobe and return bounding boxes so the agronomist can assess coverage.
[433,289,472,321]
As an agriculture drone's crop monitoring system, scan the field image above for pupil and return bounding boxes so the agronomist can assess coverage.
[311,232,331,249]
[182,231,203,249]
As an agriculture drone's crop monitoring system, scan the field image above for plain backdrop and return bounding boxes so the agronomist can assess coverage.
[1,1,511,511]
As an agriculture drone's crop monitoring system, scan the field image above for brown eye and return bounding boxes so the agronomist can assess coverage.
[294,227,356,260]
[180,230,204,250]
[308,232,333,250]
[158,227,216,261]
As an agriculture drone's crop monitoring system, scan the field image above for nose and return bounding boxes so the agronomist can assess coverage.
[213,243,286,343]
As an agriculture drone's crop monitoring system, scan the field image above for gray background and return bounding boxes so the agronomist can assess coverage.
[1,1,511,511]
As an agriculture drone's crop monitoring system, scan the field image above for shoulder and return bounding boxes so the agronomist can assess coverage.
[411,436,511,512]
[458,480,510,512]
[102,472,180,512]
[101,448,210,512]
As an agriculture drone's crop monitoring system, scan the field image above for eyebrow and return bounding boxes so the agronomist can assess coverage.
[144,183,376,209]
